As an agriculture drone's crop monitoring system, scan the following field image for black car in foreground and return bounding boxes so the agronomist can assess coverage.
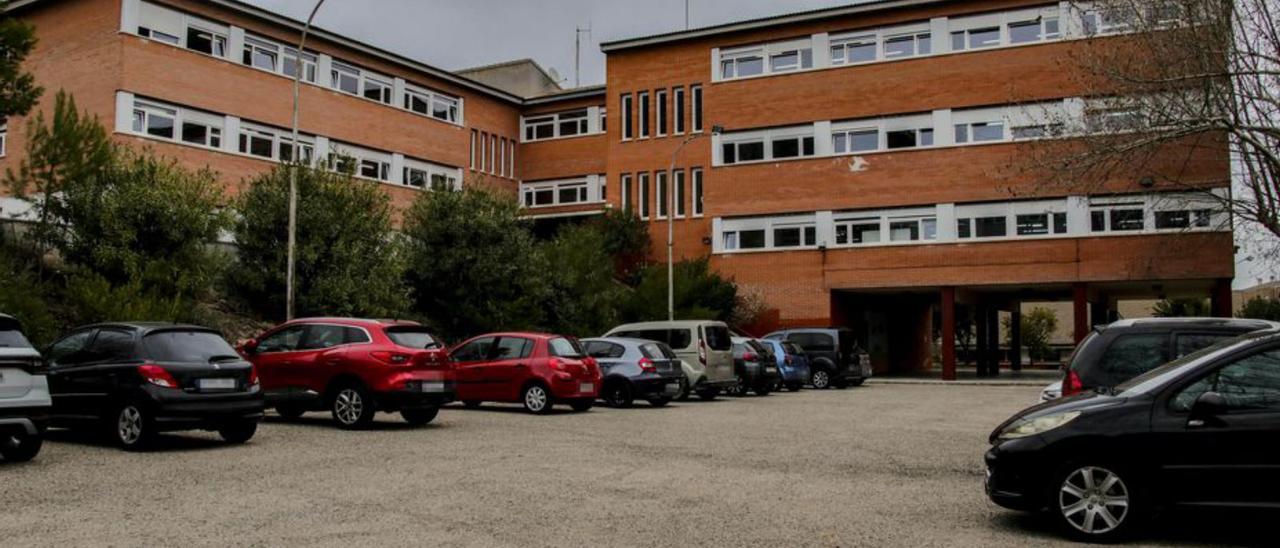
[986,328,1280,542]
[45,323,264,450]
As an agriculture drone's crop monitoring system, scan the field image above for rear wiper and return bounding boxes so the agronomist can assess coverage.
[209,354,243,363]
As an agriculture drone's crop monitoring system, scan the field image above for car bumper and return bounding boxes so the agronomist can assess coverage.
[984,436,1051,512]
[0,406,50,436]
[375,381,456,410]
[633,376,684,399]
[149,388,265,430]
[550,376,600,399]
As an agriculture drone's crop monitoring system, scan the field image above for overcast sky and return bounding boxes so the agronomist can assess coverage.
[241,0,854,87]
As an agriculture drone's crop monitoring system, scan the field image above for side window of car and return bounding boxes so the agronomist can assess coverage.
[257,326,305,354]
[586,342,623,359]
[47,330,95,366]
[492,337,533,360]
[1096,333,1170,382]
[299,325,348,351]
[84,329,135,363]
[790,333,834,353]
[452,337,495,362]
[668,329,692,350]
[1174,333,1232,359]
[1172,349,1280,412]
[343,327,371,345]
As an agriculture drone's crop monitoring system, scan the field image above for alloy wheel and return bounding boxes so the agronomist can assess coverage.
[117,406,143,445]
[1059,466,1130,536]
[524,385,549,413]
[334,388,364,426]
[811,370,830,389]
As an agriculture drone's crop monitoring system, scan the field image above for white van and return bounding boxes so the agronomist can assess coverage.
[604,320,736,400]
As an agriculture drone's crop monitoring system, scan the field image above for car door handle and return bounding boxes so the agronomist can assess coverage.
[1188,419,1206,428]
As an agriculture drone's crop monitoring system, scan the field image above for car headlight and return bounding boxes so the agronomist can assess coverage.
[998,411,1081,440]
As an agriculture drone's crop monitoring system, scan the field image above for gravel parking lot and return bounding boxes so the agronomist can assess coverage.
[0,384,1269,547]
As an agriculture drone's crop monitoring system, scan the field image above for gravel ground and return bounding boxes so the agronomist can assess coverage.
[0,384,1269,547]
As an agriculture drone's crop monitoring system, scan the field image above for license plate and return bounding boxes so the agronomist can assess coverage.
[766,367,777,373]
[579,382,594,393]
[198,378,237,391]
[418,382,445,393]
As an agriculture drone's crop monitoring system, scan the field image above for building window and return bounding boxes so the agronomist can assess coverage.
[673,87,686,134]
[720,48,765,79]
[951,26,1001,51]
[132,101,177,139]
[185,26,226,57]
[469,130,477,170]
[521,178,591,208]
[674,170,686,218]
[692,85,703,133]
[830,34,877,65]
[403,158,460,191]
[1009,17,1060,44]
[489,135,497,175]
[834,217,882,245]
[723,229,766,251]
[1155,210,1213,229]
[722,140,765,165]
[883,31,931,59]
[692,168,704,217]
[721,127,816,165]
[405,84,461,124]
[769,47,813,73]
[656,90,668,137]
[498,139,507,177]
[833,128,879,154]
[886,127,934,149]
[523,109,590,142]
[1091,204,1146,233]
[0,119,7,156]
[773,225,817,248]
[329,144,391,182]
[282,47,318,83]
[955,121,1005,143]
[243,36,279,72]
[621,174,633,212]
[638,91,650,138]
[656,171,669,219]
[330,61,361,95]
[328,62,393,105]
[889,217,937,242]
[130,97,229,152]
[639,173,651,219]
[621,94,633,140]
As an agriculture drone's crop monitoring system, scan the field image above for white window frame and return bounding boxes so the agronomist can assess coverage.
[719,124,817,166]
[639,172,651,220]
[403,156,461,192]
[829,32,879,66]
[128,98,228,152]
[656,90,669,137]
[136,2,231,60]
[638,91,651,139]
[673,87,686,135]
[692,168,705,217]
[404,82,462,125]
[621,94,634,141]
[240,122,315,164]
[656,171,669,219]
[691,85,704,133]
[620,174,633,213]
[949,6,1062,52]
[521,109,593,142]
[721,213,819,252]
[674,169,687,218]
[0,119,7,157]
[329,142,392,182]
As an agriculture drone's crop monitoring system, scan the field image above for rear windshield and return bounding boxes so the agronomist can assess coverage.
[144,331,239,363]
[385,327,441,349]
[640,343,678,360]
[0,328,32,349]
[704,325,732,351]
[548,337,585,358]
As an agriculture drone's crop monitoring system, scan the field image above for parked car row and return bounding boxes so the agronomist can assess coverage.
[1,314,872,461]
[988,317,1280,542]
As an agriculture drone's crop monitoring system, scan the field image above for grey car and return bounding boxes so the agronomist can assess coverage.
[583,338,686,408]
[0,314,50,462]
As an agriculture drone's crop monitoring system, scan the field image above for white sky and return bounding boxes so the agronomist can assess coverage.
[241,0,1269,290]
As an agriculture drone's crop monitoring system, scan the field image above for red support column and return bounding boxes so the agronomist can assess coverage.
[1073,283,1089,344]
[1212,278,1234,318]
[941,287,957,381]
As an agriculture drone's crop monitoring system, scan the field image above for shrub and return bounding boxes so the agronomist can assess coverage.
[1007,307,1059,362]
[539,223,625,337]
[1152,297,1210,318]
[1239,296,1280,321]
[620,257,738,323]
[0,233,57,346]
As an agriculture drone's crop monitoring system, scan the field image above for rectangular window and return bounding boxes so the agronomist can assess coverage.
[499,139,507,177]
[955,121,1005,143]
[521,179,590,208]
[692,86,703,133]
[835,218,882,245]
[830,34,877,65]
[721,49,765,79]
[621,174,633,212]
[888,217,937,242]
[525,115,555,141]
[738,230,767,249]
[1091,206,1146,232]
[469,130,477,170]
[883,32,931,59]
[639,173,651,219]
[489,135,497,175]
[656,172,668,218]
[638,91,650,138]
[722,140,765,164]
[0,120,7,157]
[773,225,816,248]
[240,128,276,159]
[132,101,176,139]
[362,75,392,104]
[692,168,704,217]
[1016,214,1050,236]
[886,128,934,149]
[557,110,589,137]
[674,170,686,218]
[1155,210,1213,229]
[952,26,1001,51]
[331,61,361,95]
[621,94,633,140]
[180,119,221,149]
[1008,20,1042,43]
[282,47,318,83]
[243,36,278,72]
[186,26,226,57]
[769,48,813,73]
[974,216,1007,238]
[833,128,879,154]
[1054,212,1068,234]
[656,90,668,136]
[405,85,461,124]
[674,87,686,134]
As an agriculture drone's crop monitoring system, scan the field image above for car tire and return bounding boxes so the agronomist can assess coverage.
[0,433,43,462]
[568,399,593,412]
[602,381,633,408]
[754,383,771,397]
[275,405,305,420]
[1051,464,1144,543]
[331,383,377,429]
[786,382,802,392]
[697,388,719,401]
[401,407,439,426]
[522,383,554,415]
[676,378,691,401]
[810,369,831,389]
[462,400,482,409]
[218,421,258,444]
[112,402,155,451]
[647,397,670,408]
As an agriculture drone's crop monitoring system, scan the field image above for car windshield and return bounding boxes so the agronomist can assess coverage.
[0,328,32,348]
[144,330,240,363]
[385,327,440,349]
[548,337,585,358]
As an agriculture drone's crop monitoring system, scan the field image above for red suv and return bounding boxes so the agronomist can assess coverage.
[237,318,454,429]
[450,333,601,414]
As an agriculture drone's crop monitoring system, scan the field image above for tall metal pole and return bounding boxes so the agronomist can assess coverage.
[667,134,700,322]
[685,0,690,29]
[287,0,326,321]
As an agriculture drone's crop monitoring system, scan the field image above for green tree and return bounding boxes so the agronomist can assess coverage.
[539,223,625,337]
[401,187,547,341]
[1152,298,1211,318]
[620,257,738,323]
[0,3,42,118]
[593,209,651,284]
[230,164,409,321]
[0,232,57,346]
[1006,307,1059,362]
[1238,296,1280,322]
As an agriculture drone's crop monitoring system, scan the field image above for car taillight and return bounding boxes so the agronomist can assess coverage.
[372,351,412,365]
[638,357,656,373]
[138,365,180,389]
[248,365,260,387]
[1062,370,1083,396]
[698,341,707,366]
[549,358,568,371]
[743,352,758,362]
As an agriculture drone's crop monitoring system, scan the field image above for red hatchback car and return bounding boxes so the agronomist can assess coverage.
[237,318,455,429]
[450,333,601,414]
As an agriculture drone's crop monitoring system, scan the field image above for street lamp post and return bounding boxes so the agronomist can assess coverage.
[286,0,327,321]
[666,125,722,322]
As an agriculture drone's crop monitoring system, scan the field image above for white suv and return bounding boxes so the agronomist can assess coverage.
[0,314,50,462]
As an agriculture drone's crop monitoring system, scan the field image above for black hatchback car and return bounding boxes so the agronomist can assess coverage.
[45,323,264,450]
[763,327,871,389]
[986,328,1280,542]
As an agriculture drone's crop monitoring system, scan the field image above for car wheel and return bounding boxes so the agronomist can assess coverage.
[522,384,553,415]
[401,407,439,426]
[569,399,594,412]
[647,397,670,408]
[697,388,719,401]
[113,402,155,451]
[810,369,831,389]
[0,433,43,462]
[462,400,482,409]
[602,381,633,408]
[331,384,377,429]
[786,382,802,392]
[218,421,258,444]
[1053,464,1141,542]
[275,405,305,420]
[754,383,771,396]
[676,378,691,401]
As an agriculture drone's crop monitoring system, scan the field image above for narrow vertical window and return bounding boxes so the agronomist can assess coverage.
[499,138,507,177]
[479,132,487,172]
[621,94,633,140]
[657,171,668,218]
[692,168,704,216]
[469,130,477,170]
[639,172,651,219]
[508,142,516,179]
[656,90,668,137]
[489,135,497,174]
[638,91,650,138]
[675,169,686,218]
[691,85,703,133]
[674,87,686,134]
[621,174,632,212]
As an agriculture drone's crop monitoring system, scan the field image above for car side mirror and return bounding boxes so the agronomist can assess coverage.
[238,339,259,355]
[1189,392,1227,426]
